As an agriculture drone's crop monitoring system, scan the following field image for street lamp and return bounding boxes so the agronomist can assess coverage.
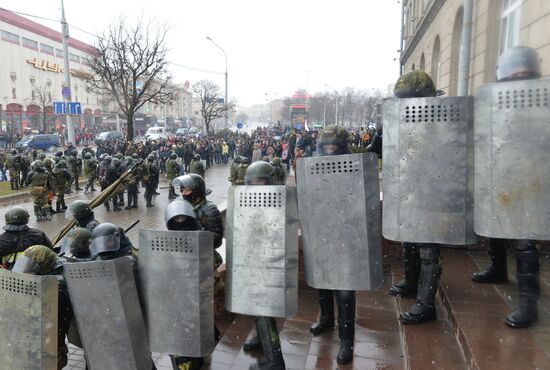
[324,84,338,125]
[206,36,228,129]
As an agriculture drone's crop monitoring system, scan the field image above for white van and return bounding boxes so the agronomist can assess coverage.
[145,126,168,141]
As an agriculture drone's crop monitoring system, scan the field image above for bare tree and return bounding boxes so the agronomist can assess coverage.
[33,84,52,133]
[87,17,172,141]
[192,80,234,136]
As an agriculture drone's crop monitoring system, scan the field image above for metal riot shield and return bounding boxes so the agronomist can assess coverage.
[382,96,477,245]
[0,269,58,370]
[138,229,215,357]
[64,257,152,370]
[475,79,550,239]
[296,153,383,291]
[225,185,299,318]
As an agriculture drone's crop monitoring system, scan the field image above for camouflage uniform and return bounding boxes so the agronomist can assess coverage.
[190,155,205,178]
[6,151,21,190]
[165,154,179,199]
[271,157,286,185]
[83,154,98,193]
[52,163,72,213]
[235,160,249,185]
[228,156,241,185]
[26,161,53,221]
[19,152,30,188]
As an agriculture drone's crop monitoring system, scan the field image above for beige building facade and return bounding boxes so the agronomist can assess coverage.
[400,0,550,96]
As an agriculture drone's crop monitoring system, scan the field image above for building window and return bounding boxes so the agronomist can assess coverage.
[69,53,80,63]
[40,43,54,55]
[46,79,52,87]
[12,88,16,99]
[22,37,39,50]
[501,0,522,52]
[56,48,64,58]
[1,30,20,44]
[30,76,36,86]
[10,72,16,82]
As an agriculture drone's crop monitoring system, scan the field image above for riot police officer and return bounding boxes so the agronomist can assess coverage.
[236,157,249,185]
[112,157,125,208]
[271,157,286,185]
[65,200,99,231]
[0,206,52,268]
[26,160,53,221]
[244,161,286,370]
[83,152,97,194]
[52,161,72,213]
[58,227,92,260]
[124,157,139,209]
[228,155,241,185]
[385,70,445,325]
[307,126,356,364]
[106,157,122,212]
[12,245,73,369]
[166,153,179,199]
[471,46,544,328]
[190,154,205,178]
[19,151,30,188]
[89,222,133,261]
[144,154,159,208]
[98,155,113,211]
[7,149,21,190]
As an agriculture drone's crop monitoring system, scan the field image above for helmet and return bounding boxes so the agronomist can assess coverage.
[147,154,155,162]
[194,154,201,161]
[261,156,270,162]
[394,70,438,98]
[316,125,349,156]
[55,151,63,157]
[103,156,112,163]
[132,153,138,159]
[58,159,68,168]
[11,149,17,155]
[12,245,57,275]
[172,174,206,200]
[241,157,250,165]
[66,200,93,221]
[170,153,177,160]
[116,153,124,159]
[59,228,92,259]
[43,157,53,168]
[111,158,121,167]
[496,46,542,82]
[4,207,29,231]
[165,200,200,231]
[90,223,121,258]
[37,153,46,160]
[272,157,281,166]
[99,153,108,160]
[245,161,275,185]
[84,153,92,159]
[31,160,45,172]
[233,156,241,164]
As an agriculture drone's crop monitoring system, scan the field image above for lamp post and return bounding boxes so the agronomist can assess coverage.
[324,84,338,125]
[206,36,228,129]
[60,0,75,145]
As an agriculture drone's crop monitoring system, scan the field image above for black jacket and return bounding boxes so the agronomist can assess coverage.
[0,227,53,268]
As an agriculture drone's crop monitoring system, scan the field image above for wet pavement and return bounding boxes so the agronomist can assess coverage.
[3,164,550,369]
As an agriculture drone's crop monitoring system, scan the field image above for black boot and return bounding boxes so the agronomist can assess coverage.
[505,248,539,328]
[400,246,441,325]
[56,202,61,214]
[472,238,508,283]
[336,290,355,365]
[310,289,335,335]
[389,243,420,297]
[249,317,285,370]
[243,326,261,352]
[146,193,154,207]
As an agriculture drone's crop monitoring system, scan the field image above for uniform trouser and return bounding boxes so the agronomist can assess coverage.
[9,170,19,189]
[144,185,155,205]
[32,192,50,217]
[85,177,95,191]
[318,289,356,342]
[127,187,138,208]
[414,244,441,311]
[55,191,66,211]
[74,174,81,190]
[167,177,176,197]
[101,186,110,210]
[20,171,28,187]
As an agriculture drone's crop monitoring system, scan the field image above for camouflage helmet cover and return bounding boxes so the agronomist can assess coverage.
[394,70,438,98]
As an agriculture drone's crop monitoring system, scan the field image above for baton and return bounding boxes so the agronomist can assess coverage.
[124,220,140,233]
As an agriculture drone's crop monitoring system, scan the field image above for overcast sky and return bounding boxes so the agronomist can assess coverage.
[2,0,402,106]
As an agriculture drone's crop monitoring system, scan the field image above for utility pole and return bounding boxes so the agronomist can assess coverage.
[60,0,75,145]
[206,36,228,129]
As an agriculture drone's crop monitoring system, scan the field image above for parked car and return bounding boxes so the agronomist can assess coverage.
[175,128,189,137]
[145,126,168,141]
[95,131,124,146]
[16,134,60,151]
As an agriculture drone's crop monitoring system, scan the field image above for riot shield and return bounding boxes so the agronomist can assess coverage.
[296,153,383,290]
[475,79,550,239]
[382,96,477,245]
[0,269,58,370]
[225,185,299,318]
[64,257,152,370]
[138,229,215,357]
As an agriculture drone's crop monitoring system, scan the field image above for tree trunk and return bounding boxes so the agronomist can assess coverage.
[205,119,211,136]
[42,111,46,133]
[126,115,134,141]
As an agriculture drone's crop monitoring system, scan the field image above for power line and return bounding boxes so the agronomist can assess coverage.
[5,7,222,75]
